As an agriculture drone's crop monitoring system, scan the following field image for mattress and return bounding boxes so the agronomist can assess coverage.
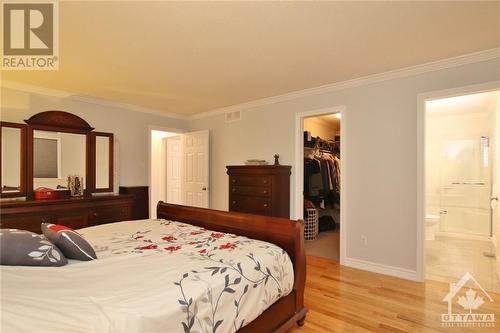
[0,219,294,333]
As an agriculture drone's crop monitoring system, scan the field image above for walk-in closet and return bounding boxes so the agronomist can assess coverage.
[303,113,341,260]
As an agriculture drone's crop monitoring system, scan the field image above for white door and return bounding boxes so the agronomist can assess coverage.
[182,130,209,208]
[166,136,183,204]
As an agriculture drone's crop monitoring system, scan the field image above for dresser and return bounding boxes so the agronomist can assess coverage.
[0,194,134,233]
[119,186,149,219]
[227,165,291,218]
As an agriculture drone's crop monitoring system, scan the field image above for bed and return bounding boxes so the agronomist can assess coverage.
[1,202,307,332]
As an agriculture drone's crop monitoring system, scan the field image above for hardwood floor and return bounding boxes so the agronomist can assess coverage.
[289,256,500,333]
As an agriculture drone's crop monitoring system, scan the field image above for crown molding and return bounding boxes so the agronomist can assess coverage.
[2,47,499,122]
[0,80,188,120]
[0,80,72,99]
[69,95,187,120]
[188,47,500,120]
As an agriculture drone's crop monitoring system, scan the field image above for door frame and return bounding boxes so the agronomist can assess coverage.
[294,105,347,265]
[416,81,500,281]
[148,125,184,217]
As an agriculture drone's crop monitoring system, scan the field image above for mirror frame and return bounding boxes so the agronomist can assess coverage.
[90,132,114,193]
[0,122,27,198]
[25,111,94,199]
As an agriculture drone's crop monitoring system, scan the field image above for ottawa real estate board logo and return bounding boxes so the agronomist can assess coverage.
[442,272,495,328]
[2,1,59,70]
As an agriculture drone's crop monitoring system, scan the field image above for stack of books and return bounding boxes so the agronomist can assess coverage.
[245,159,268,165]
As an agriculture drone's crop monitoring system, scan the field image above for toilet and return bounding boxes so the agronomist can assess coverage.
[425,214,440,240]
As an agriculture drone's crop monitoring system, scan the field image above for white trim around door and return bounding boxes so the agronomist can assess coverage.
[416,81,500,282]
[294,105,347,265]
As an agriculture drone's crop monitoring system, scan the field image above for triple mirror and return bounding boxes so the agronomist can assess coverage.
[0,111,114,198]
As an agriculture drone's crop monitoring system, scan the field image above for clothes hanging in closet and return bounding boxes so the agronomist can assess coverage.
[304,150,340,206]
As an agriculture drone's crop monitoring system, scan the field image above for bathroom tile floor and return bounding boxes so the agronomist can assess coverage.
[426,234,500,293]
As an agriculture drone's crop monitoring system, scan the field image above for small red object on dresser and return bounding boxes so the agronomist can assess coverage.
[34,187,58,200]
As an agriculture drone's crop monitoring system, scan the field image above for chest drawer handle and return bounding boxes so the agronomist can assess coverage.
[232,179,236,183]
[263,180,268,184]
[93,212,99,217]
[263,203,268,208]
[263,190,268,194]
[232,188,236,193]
[232,201,236,205]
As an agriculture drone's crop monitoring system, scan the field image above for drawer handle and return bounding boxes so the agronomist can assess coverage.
[232,201,236,205]
[232,179,236,183]
[93,212,98,217]
[263,190,268,194]
[232,188,236,193]
[263,180,268,184]
[263,203,268,208]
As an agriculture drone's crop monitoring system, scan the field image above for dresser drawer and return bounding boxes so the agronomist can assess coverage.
[230,186,271,197]
[230,175,272,186]
[53,211,88,230]
[88,205,130,226]
[230,196,272,215]
[0,214,52,233]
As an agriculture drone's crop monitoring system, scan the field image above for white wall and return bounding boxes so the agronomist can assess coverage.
[0,87,188,192]
[189,58,500,275]
[149,130,180,217]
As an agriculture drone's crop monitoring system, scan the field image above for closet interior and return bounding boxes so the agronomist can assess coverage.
[303,113,341,261]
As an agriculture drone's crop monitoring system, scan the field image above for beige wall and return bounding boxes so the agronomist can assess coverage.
[189,58,500,275]
[303,117,339,140]
[0,87,188,192]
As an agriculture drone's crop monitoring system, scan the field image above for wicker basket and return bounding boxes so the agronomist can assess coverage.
[304,208,318,241]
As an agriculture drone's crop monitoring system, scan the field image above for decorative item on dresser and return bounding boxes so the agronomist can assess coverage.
[119,186,149,219]
[227,165,291,218]
[0,194,133,233]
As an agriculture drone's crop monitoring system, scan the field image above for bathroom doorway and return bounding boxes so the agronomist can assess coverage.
[422,88,500,292]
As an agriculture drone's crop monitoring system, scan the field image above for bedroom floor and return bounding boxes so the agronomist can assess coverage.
[304,229,340,261]
[289,256,500,333]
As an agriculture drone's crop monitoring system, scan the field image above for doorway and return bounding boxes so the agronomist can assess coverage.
[420,87,500,292]
[149,128,210,217]
[295,106,346,263]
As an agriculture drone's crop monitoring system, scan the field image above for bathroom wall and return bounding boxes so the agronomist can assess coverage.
[425,92,498,236]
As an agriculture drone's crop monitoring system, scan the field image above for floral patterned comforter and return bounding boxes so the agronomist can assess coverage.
[0,219,294,333]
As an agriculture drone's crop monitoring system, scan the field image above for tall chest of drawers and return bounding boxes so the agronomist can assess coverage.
[226,165,291,218]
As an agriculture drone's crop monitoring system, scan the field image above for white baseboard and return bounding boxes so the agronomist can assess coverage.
[343,257,419,282]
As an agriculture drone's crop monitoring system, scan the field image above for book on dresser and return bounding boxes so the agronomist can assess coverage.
[226,165,291,218]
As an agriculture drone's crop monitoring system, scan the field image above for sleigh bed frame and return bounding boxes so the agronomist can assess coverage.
[157,202,307,332]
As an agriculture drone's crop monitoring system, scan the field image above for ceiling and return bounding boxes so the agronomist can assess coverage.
[2,1,500,116]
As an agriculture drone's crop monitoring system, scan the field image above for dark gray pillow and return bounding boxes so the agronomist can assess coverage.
[0,229,67,266]
[41,223,97,261]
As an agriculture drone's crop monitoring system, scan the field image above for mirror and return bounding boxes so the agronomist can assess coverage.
[1,122,26,197]
[93,132,113,192]
[33,130,86,190]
